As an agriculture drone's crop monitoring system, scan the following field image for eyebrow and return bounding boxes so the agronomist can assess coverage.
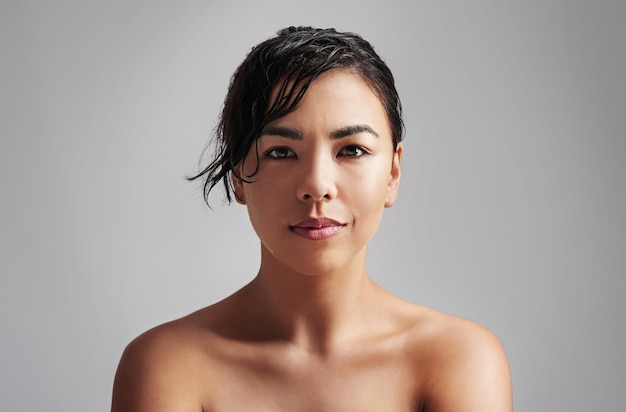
[260,124,379,140]
[260,126,302,139]
[330,124,379,139]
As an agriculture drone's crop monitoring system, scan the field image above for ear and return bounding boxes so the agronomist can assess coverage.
[231,164,247,205]
[385,143,402,208]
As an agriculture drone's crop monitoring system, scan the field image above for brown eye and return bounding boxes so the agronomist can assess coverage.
[265,147,295,159]
[338,145,367,158]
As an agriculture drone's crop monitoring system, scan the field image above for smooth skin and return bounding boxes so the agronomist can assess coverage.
[112,70,512,411]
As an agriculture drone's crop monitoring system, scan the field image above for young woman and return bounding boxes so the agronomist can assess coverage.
[112,26,512,411]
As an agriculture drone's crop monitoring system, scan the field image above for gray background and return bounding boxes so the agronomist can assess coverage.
[1,1,624,410]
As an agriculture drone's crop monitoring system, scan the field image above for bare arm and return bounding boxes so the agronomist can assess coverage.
[422,320,512,412]
[111,329,204,412]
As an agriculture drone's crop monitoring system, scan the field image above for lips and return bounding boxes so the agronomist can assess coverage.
[290,217,345,240]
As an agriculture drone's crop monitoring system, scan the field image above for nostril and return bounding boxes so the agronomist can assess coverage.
[301,192,333,202]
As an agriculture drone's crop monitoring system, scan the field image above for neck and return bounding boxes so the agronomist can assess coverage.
[247,245,380,355]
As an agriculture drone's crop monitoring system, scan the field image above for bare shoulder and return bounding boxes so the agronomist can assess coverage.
[111,314,213,412]
[406,306,512,412]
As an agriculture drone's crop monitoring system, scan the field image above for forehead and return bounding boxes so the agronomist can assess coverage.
[267,69,390,132]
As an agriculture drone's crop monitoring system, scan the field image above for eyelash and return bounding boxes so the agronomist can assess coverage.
[338,145,369,158]
[264,147,295,159]
[263,145,369,160]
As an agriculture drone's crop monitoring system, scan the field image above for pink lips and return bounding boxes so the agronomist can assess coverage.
[290,218,345,240]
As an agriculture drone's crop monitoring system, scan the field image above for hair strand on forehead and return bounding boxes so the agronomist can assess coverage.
[187,26,404,206]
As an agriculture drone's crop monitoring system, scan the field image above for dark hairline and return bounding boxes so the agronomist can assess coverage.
[187,27,404,206]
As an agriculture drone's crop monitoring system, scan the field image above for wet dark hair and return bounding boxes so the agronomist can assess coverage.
[189,26,404,204]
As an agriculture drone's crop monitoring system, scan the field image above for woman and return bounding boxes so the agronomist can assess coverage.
[112,26,512,411]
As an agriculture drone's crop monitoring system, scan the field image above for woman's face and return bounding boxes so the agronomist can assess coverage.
[233,69,402,276]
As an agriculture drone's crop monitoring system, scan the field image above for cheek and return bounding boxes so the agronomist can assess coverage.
[242,175,292,223]
[246,172,293,202]
[353,161,392,199]
[342,168,391,222]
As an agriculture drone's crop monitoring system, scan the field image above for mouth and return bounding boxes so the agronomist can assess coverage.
[290,218,346,240]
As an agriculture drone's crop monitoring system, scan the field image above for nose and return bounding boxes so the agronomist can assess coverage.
[296,154,337,203]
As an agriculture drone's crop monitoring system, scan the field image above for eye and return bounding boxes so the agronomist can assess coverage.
[264,147,295,159]
[338,145,368,158]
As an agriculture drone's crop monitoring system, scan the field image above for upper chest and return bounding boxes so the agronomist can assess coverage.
[202,342,425,412]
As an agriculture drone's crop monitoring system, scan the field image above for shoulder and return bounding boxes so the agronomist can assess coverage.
[111,316,214,411]
[408,307,512,411]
